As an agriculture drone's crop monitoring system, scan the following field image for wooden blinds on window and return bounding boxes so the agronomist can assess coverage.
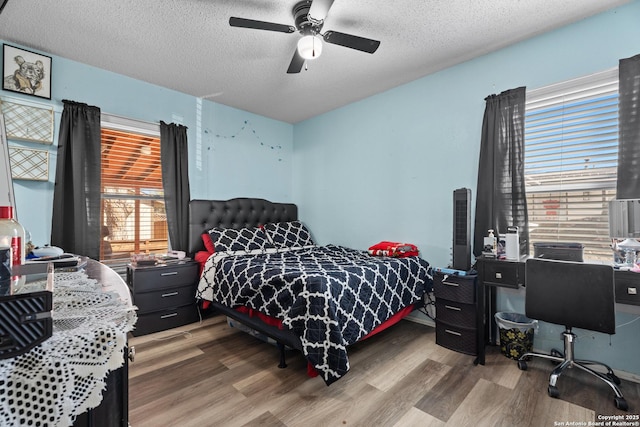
[101,128,162,189]
[100,124,167,265]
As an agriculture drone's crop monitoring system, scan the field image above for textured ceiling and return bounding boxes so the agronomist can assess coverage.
[0,0,631,124]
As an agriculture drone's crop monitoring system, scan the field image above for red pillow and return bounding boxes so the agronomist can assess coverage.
[202,233,215,254]
[194,251,210,273]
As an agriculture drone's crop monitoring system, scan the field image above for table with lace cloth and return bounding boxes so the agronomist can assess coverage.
[0,260,137,427]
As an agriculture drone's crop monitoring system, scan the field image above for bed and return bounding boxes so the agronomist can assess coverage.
[189,198,433,385]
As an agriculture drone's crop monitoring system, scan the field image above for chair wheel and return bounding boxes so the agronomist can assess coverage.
[518,360,528,371]
[614,397,628,411]
[548,385,560,398]
[607,372,621,385]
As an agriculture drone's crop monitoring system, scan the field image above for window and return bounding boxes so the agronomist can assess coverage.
[100,115,167,271]
[524,69,618,262]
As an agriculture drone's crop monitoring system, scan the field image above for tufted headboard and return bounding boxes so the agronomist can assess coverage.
[188,198,298,255]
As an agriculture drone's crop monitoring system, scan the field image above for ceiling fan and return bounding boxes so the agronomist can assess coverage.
[229,0,381,74]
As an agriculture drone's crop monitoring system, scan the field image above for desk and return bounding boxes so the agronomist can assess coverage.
[476,257,640,365]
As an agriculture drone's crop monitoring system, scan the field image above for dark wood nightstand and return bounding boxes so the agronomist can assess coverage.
[127,260,200,336]
[433,271,481,363]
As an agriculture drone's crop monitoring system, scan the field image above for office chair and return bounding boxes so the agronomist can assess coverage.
[517,258,628,411]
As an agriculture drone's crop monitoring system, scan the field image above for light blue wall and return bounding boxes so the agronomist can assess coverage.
[293,1,640,377]
[1,48,294,246]
[294,1,640,267]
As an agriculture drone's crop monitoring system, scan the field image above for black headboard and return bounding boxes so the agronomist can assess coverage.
[188,198,298,255]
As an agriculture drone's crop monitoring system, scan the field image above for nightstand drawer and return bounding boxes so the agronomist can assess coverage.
[433,273,476,304]
[435,320,477,356]
[615,271,640,306]
[132,304,199,336]
[481,260,524,289]
[134,284,196,313]
[435,299,476,328]
[128,262,198,292]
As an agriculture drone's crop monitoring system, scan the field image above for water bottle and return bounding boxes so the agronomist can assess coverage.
[0,206,26,292]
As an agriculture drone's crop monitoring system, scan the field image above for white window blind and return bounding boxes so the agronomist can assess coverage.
[524,69,618,261]
[99,116,167,271]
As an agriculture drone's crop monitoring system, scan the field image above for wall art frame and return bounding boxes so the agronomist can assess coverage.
[2,44,52,100]
[0,99,54,144]
[8,146,49,181]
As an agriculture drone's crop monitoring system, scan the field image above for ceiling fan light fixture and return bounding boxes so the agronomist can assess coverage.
[297,35,323,60]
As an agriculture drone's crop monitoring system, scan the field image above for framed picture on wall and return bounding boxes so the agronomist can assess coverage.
[2,44,52,100]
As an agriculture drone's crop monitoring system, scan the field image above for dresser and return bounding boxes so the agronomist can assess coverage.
[433,271,482,364]
[127,260,199,336]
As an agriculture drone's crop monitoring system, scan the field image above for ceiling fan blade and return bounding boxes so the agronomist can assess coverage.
[287,49,305,74]
[308,0,335,22]
[229,17,295,33]
[323,31,380,54]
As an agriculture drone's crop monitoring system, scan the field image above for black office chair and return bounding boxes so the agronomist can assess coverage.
[518,258,628,411]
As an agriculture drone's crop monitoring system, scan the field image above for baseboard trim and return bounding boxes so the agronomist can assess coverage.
[616,370,640,384]
[404,312,435,328]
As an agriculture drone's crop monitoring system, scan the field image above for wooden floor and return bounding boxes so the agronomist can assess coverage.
[128,314,639,427]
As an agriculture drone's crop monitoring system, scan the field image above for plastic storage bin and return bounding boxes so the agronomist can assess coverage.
[494,312,537,360]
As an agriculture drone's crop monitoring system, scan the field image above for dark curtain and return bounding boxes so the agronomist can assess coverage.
[616,53,640,199]
[51,100,101,259]
[160,121,191,253]
[473,87,529,257]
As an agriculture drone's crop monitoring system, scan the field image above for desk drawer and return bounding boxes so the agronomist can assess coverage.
[132,304,199,336]
[433,273,476,304]
[435,299,476,328]
[435,320,477,356]
[134,284,195,313]
[615,271,640,306]
[481,261,524,289]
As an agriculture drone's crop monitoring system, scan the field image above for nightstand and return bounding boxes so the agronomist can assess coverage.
[127,260,199,336]
[433,271,481,363]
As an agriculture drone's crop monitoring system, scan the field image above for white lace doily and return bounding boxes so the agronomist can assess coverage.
[0,270,137,427]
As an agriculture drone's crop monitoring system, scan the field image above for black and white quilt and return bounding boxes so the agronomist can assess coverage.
[196,244,433,385]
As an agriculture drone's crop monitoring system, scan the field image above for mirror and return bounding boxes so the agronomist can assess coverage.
[0,113,16,215]
[608,199,640,239]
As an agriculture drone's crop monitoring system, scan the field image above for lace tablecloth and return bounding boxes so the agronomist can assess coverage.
[0,270,137,427]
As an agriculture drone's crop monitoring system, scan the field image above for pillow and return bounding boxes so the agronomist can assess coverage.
[202,233,216,254]
[208,226,274,252]
[264,221,315,248]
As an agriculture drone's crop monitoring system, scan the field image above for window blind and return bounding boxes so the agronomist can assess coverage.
[524,69,618,261]
[99,120,167,271]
